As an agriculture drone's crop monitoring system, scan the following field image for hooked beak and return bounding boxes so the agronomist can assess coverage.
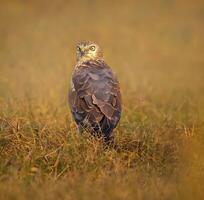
[79,47,85,57]
[80,50,85,56]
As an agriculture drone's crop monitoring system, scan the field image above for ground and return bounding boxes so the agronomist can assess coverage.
[0,1,204,199]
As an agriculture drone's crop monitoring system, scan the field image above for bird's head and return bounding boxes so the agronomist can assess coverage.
[76,41,103,62]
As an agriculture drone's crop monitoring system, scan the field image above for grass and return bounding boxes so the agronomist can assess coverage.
[0,0,204,199]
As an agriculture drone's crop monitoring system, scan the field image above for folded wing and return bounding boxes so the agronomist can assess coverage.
[69,60,121,136]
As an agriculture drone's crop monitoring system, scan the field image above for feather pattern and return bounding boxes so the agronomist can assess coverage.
[69,59,121,140]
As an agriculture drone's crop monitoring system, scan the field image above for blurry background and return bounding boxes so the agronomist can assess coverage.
[0,0,204,199]
[1,0,204,103]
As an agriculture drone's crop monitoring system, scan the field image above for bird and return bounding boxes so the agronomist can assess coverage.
[68,41,122,143]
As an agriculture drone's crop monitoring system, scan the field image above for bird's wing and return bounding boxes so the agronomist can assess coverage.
[69,60,121,127]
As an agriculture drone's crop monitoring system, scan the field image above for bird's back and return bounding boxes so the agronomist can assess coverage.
[69,59,121,140]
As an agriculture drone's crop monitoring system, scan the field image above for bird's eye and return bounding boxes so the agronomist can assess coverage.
[77,46,81,51]
[90,46,95,51]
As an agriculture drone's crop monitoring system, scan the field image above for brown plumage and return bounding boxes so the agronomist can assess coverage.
[68,41,121,142]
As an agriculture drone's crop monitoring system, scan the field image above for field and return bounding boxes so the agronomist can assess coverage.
[0,0,204,199]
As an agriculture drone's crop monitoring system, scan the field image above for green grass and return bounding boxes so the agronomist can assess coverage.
[0,0,204,199]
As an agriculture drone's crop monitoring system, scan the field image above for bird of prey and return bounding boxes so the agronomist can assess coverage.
[68,41,121,143]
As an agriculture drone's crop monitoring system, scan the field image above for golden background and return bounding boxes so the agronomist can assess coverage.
[0,1,204,199]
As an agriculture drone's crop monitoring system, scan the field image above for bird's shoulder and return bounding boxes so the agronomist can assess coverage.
[72,59,117,86]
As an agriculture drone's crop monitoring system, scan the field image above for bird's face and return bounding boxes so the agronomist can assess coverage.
[76,41,103,62]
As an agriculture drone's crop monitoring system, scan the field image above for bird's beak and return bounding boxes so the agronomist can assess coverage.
[79,48,85,56]
[80,51,85,56]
